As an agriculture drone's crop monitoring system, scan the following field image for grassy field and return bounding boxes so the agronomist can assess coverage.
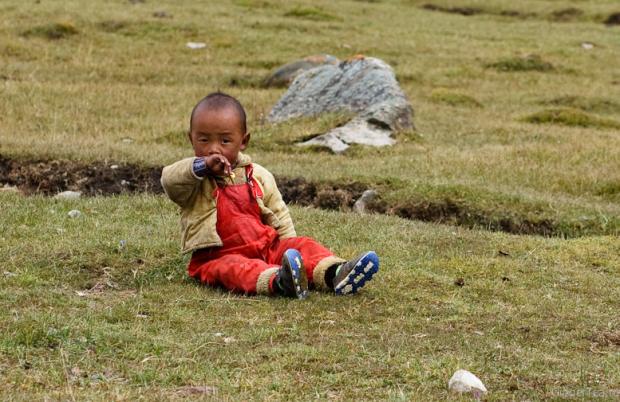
[1,0,619,400]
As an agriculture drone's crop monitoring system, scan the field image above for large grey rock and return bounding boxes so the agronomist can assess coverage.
[264,54,339,88]
[268,56,413,153]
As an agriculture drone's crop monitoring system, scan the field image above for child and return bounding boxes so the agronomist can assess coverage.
[161,92,379,299]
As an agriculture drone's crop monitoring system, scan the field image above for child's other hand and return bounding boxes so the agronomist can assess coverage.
[203,155,232,177]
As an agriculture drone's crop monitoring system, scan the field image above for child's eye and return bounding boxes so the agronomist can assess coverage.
[222,139,231,144]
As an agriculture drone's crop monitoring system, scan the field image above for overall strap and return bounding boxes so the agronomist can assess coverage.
[245,164,263,199]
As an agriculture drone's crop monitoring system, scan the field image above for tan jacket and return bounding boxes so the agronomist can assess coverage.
[161,153,296,253]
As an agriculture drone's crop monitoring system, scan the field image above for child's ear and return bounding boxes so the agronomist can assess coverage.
[240,132,251,150]
[187,131,193,144]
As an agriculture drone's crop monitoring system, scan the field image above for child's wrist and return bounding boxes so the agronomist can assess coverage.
[192,157,209,178]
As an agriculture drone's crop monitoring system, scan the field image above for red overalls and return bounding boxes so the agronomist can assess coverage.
[188,165,336,295]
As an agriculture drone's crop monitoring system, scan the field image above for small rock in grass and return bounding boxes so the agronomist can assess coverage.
[54,190,81,200]
[67,209,81,218]
[223,337,236,344]
[110,164,119,170]
[448,369,487,399]
[454,277,465,287]
[353,189,378,214]
[581,42,594,50]
[186,42,207,49]
[121,137,133,144]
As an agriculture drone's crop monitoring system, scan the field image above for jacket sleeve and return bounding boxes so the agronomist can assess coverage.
[260,168,296,239]
[160,157,203,208]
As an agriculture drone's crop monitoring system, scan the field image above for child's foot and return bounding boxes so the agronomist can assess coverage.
[333,251,379,295]
[274,249,309,300]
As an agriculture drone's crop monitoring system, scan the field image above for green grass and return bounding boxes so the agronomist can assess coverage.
[283,7,340,22]
[524,108,620,130]
[21,22,79,40]
[430,89,483,108]
[485,54,556,72]
[539,95,620,115]
[1,193,619,400]
[1,0,620,399]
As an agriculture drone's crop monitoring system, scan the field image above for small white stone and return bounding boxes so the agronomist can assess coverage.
[110,164,119,170]
[448,369,487,398]
[121,138,133,144]
[54,191,81,200]
[581,42,594,50]
[214,332,224,337]
[67,210,81,218]
[223,337,236,344]
[186,42,207,49]
[121,180,130,186]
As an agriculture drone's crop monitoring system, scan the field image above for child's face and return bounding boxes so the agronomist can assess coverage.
[188,106,249,166]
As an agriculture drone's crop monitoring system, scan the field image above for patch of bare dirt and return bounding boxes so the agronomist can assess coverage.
[0,155,560,236]
[0,156,162,196]
[174,385,218,396]
[604,12,620,26]
[549,8,583,22]
[421,3,535,19]
[389,199,556,236]
[590,330,620,347]
[421,3,482,16]
[277,176,370,210]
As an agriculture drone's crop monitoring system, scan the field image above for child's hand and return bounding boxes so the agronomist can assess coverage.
[203,155,232,177]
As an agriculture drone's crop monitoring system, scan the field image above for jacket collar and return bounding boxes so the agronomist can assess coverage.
[235,152,252,168]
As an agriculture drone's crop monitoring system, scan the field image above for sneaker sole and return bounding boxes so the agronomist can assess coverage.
[334,251,379,296]
[283,249,309,300]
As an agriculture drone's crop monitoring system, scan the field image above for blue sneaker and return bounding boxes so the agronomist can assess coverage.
[333,251,379,295]
[274,249,309,300]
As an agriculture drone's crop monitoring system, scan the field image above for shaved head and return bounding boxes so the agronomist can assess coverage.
[189,92,247,134]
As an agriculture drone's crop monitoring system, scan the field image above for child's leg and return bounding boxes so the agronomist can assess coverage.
[189,253,279,295]
[269,237,345,291]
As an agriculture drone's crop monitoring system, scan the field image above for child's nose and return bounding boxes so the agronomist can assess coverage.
[207,145,222,155]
